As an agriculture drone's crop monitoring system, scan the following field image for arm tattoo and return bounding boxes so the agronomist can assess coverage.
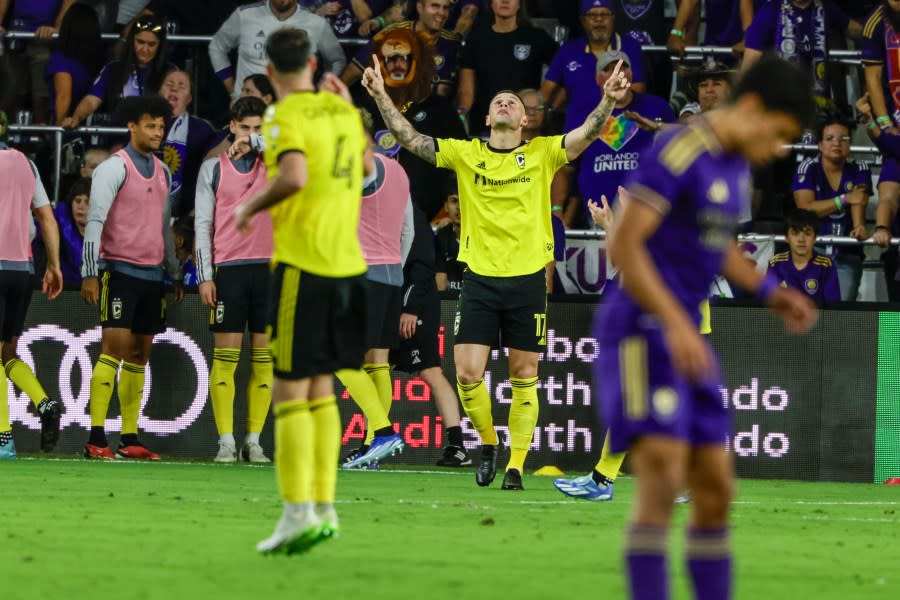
[583,97,616,140]
[374,94,437,165]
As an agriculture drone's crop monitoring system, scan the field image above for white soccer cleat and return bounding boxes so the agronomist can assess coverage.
[257,505,325,555]
[241,441,272,463]
[314,504,340,539]
[214,440,237,463]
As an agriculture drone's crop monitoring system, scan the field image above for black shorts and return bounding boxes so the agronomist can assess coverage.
[99,270,166,335]
[390,285,441,373]
[209,263,270,334]
[454,269,547,353]
[365,278,402,349]
[0,270,32,342]
[268,263,367,380]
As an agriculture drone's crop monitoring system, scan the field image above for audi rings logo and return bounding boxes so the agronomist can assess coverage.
[9,325,209,435]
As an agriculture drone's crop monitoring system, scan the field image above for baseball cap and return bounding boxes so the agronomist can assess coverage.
[596,50,630,73]
[581,0,614,14]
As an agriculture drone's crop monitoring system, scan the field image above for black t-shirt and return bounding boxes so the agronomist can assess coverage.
[459,22,557,135]
[356,90,466,220]
[613,0,667,44]
[434,225,465,290]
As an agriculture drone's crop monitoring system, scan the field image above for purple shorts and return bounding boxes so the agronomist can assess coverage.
[879,158,900,186]
[595,324,731,454]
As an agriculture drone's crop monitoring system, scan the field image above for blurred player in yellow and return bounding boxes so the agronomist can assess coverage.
[234,27,368,555]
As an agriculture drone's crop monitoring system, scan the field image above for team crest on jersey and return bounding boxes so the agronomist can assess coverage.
[375,129,401,157]
[215,301,225,324]
[111,298,123,320]
[412,110,427,122]
[622,0,653,20]
[652,387,679,420]
[435,55,445,68]
[707,179,729,204]
[805,279,819,293]
[515,153,526,169]
[513,44,531,61]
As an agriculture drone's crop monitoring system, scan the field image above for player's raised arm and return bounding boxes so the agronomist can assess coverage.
[563,60,631,162]
[361,54,437,165]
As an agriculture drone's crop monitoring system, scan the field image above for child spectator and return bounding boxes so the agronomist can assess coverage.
[55,178,91,286]
[173,216,198,285]
[768,209,841,305]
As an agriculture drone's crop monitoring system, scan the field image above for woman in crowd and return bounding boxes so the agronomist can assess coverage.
[62,16,172,128]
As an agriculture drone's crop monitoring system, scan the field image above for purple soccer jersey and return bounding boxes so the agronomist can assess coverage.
[791,156,871,256]
[576,91,675,212]
[594,121,750,453]
[768,251,841,304]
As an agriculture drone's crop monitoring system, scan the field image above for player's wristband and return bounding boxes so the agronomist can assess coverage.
[670,28,684,38]
[551,204,563,212]
[756,272,780,302]
[834,195,845,211]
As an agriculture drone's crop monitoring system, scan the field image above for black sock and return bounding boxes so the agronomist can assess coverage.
[446,426,463,448]
[482,443,496,457]
[88,426,107,447]
[373,426,394,438]
[120,433,140,447]
[592,469,614,486]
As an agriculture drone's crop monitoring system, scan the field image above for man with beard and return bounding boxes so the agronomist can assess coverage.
[343,0,463,96]
[354,26,465,219]
[541,0,647,135]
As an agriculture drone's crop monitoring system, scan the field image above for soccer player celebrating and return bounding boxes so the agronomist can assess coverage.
[0,114,64,459]
[81,95,184,461]
[234,27,368,555]
[362,53,630,490]
[195,96,274,464]
[599,56,818,599]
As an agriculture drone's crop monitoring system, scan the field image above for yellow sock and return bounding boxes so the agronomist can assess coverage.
[90,354,120,428]
[309,395,340,504]
[210,348,239,436]
[4,358,48,408]
[274,399,313,504]
[336,368,391,442]
[0,363,10,433]
[594,430,627,482]
[456,378,498,446]
[507,376,539,473]
[247,348,273,434]
[363,363,392,444]
[118,362,145,435]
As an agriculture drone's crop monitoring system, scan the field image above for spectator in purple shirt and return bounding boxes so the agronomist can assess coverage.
[46,3,103,125]
[743,0,862,98]
[768,209,841,304]
[50,177,91,286]
[0,0,76,124]
[62,16,172,128]
[860,1,900,131]
[668,0,758,58]
[566,49,675,227]
[300,0,390,39]
[541,0,647,134]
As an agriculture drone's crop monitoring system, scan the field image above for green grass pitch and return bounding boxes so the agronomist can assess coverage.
[1,459,899,599]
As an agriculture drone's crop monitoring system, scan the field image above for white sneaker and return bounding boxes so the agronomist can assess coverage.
[214,440,237,463]
[256,504,324,555]
[314,504,340,539]
[241,441,271,463]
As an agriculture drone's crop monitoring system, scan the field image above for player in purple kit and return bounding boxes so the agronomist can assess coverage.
[768,210,841,305]
[599,56,818,599]
[792,117,871,300]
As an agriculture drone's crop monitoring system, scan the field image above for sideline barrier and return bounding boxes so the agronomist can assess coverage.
[7,292,894,483]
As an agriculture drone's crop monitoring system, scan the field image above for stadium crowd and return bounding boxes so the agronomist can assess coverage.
[0,1,897,456]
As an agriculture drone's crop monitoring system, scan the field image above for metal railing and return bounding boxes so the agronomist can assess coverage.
[565,230,900,246]
[8,125,128,200]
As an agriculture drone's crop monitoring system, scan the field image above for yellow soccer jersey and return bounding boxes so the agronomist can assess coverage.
[435,135,569,277]
[263,91,367,278]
